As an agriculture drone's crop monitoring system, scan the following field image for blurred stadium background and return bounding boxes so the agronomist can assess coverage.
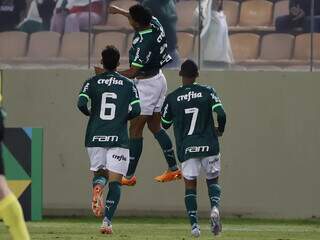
[1,0,320,239]
[0,0,319,70]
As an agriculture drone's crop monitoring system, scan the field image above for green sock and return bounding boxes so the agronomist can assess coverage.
[154,129,178,171]
[207,183,221,208]
[104,182,121,222]
[184,189,198,226]
[92,175,108,187]
[126,138,143,178]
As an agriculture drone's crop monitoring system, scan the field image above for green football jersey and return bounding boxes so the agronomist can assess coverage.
[161,83,223,162]
[79,71,140,148]
[129,17,172,71]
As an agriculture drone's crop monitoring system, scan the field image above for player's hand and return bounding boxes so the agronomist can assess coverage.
[215,127,223,137]
[94,66,104,75]
[109,5,122,14]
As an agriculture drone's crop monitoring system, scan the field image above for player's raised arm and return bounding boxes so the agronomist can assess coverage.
[108,5,130,18]
[77,80,91,116]
[210,89,226,136]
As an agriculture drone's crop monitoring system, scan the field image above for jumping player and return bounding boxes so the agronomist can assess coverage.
[161,60,227,237]
[107,4,181,185]
[0,97,30,240]
[77,46,141,234]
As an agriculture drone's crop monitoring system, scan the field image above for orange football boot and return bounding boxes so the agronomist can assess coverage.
[154,169,182,182]
[121,176,137,186]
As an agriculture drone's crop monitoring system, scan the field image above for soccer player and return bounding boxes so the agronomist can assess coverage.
[0,97,30,240]
[107,4,181,185]
[77,46,141,234]
[161,60,227,237]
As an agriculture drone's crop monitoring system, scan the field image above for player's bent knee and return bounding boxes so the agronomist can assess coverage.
[206,174,219,184]
[184,176,197,189]
[94,169,108,178]
[147,122,161,134]
[108,171,123,183]
[129,119,146,138]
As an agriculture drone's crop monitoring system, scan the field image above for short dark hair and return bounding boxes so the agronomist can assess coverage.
[180,59,199,78]
[101,45,120,71]
[129,4,152,27]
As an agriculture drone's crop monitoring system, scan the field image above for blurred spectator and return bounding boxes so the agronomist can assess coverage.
[195,0,233,68]
[51,0,103,33]
[38,0,57,29]
[0,0,27,32]
[18,0,56,33]
[276,0,320,33]
[138,0,180,68]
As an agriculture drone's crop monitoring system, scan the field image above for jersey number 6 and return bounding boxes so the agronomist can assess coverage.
[100,92,117,120]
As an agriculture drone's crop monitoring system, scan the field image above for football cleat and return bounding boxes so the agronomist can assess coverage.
[91,185,104,217]
[121,175,137,186]
[154,169,182,182]
[210,206,222,236]
[191,223,201,237]
[100,220,113,234]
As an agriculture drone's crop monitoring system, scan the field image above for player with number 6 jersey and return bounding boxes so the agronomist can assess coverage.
[77,46,141,235]
[79,70,140,149]
[161,60,226,237]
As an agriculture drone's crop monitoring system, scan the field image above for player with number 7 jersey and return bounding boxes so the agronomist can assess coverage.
[161,79,224,163]
[161,60,226,237]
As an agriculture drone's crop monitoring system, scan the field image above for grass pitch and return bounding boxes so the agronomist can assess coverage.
[1,217,320,240]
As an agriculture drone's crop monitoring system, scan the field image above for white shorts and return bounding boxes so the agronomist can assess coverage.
[134,70,167,115]
[181,154,221,180]
[87,147,129,175]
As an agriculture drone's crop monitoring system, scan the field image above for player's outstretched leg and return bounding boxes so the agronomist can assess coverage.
[122,138,142,186]
[122,116,147,186]
[0,176,30,240]
[148,113,181,182]
[91,170,108,217]
[184,177,200,237]
[101,172,122,235]
[207,177,222,235]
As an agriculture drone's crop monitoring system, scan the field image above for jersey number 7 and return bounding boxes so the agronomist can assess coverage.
[184,108,199,135]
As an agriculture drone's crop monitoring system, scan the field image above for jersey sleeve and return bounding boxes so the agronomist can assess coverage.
[161,96,173,129]
[128,84,141,120]
[207,87,226,134]
[208,87,223,112]
[129,83,140,105]
[131,36,152,68]
[77,80,91,116]
[79,79,91,100]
